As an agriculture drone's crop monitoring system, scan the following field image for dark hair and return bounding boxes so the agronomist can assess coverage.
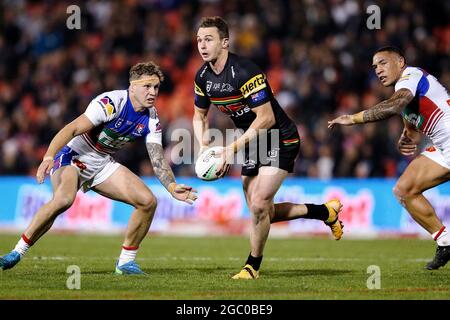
[129,61,164,82]
[199,16,229,39]
[374,46,404,58]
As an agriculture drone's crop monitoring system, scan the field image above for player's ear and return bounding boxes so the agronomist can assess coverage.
[222,37,229,49]
[398,55,406,68]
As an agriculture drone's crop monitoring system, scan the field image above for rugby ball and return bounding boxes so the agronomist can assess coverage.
[195,146,224,181]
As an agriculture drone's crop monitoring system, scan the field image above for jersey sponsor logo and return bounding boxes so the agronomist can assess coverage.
[98,96,116,116]
[250,90,267,103]
[194,82,205,96]
[206,81,212,92]
[231,106,251,118]
[240,74,267,98]
[96,128,133,151]
[213,83,221,90]
[403,112,424,129]
[216,102,244,115]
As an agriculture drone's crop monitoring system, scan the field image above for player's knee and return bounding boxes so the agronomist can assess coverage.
[250,198,271,217]
[51,194,76,212]
[393,181,421,205]
[137,194,157,213]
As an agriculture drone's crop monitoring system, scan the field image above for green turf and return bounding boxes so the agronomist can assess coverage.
[0,233,449,299]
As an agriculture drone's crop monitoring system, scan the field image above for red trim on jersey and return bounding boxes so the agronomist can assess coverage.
[434,226,446,241]
[426,112,444,135]
[420,96,443,134]
[211,94,243,101]
[22,234,32,246]
[122,246,139,251]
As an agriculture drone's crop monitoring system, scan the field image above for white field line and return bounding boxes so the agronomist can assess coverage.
[28,256,430,262]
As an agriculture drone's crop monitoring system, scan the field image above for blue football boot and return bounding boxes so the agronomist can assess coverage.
[115,260,146,275]
[0,251,21,270]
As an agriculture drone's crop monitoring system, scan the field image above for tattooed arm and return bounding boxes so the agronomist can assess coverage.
[146,142,198,204]
[146,142,175,190]
[328,89,414,128]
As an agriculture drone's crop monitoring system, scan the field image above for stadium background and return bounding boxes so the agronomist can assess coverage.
[0,0,449,237]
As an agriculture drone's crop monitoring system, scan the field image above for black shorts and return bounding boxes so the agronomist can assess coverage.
[241,131,300,176]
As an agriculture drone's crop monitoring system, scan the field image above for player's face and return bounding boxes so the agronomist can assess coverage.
[372,52,405,87]
[197,27,227,62]
[130,75,160,108]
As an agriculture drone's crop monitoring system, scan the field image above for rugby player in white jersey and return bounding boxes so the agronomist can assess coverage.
[0,62,198,274]
[328,46,450,270]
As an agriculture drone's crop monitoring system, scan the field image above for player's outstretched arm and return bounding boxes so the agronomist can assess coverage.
[328,88,414,128]
[36,114,95,184]
[146,142,198,204]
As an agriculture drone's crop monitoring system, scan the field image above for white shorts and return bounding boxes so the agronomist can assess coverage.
[50,146,121,192]
[421,145,450,170]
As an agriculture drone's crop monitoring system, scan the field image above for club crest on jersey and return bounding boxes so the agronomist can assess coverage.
[220,83,234,92]
[98,96,116,116]
[133,123,145,136]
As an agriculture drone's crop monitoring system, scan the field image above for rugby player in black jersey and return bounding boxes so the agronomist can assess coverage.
[193,16,344,279]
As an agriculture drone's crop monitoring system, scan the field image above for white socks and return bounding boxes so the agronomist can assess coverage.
[13,235,32,257]
[432,226,449,247]
[118,246,138,267]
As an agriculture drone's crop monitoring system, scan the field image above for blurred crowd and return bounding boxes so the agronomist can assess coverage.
[0,0,449,179]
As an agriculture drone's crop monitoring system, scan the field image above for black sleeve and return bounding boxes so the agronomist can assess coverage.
[237,59,272,109]
[194,66,211,109]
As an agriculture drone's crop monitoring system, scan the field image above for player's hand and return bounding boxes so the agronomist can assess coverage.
[36,156,54,184]
[215,146,233,178]
[398,131,418,156]
[169,183,198,205]
[328,115,355,128]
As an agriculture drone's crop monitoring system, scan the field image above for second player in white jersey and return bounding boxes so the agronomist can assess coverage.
[328,46,450,271]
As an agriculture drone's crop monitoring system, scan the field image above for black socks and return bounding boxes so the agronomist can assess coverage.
[245,253,263,271]
[304,204,329,221]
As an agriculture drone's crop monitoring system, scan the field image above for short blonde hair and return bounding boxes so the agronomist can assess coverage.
[129,61,164,82]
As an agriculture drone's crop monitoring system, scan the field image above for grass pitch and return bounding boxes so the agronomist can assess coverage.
[0,233,449,300]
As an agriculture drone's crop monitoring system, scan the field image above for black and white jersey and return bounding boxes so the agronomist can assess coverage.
[194,53,299,142]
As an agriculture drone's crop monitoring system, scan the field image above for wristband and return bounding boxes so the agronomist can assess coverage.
[168,182,176,194]
[352,112,364,124]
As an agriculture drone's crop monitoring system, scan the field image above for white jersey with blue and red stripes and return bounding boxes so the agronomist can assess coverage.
[67,90,162,157]
[396,66,450,140]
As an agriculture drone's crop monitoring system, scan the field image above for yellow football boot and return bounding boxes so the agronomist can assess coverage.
[324,199,344,240]
[231,264,259,279]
